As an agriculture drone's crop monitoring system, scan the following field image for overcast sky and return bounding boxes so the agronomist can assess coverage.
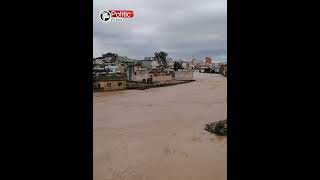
[93,0,227,61]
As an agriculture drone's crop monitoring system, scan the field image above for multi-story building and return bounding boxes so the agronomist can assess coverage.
[204,57,213,66]
[126,64,152,83]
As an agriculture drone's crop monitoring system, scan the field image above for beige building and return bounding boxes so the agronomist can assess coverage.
[127,65,153,83]
[150,69,173,82]
[127,64,174,84]
[93,75,127,91]
[174,70,193,80]
[153,74,172,82]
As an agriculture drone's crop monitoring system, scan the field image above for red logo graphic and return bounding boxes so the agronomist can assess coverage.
[100,10,134,22]
[109,10,134,18]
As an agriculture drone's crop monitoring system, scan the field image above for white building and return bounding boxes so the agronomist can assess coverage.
[182,62,187,69]
[105,65,117,74]
[93,59,104,65]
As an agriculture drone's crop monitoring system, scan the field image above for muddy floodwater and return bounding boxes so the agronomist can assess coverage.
[94,72,227,180]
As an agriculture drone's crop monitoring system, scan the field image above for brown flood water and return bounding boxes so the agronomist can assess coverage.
[94,72,227,180]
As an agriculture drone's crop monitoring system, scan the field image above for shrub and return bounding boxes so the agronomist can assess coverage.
[205,120,227,136]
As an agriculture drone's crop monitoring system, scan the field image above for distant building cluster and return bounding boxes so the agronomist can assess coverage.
[198,56,227,76]
[93,52,226,91]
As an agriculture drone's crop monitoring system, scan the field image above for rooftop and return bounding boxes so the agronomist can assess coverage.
[93,74,127,82]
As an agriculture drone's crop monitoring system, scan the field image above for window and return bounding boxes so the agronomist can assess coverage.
[97,83,101,88]
[118,82,122,87]
[107,83,111,87]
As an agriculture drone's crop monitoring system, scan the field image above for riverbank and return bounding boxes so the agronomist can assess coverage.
[127,80,195,90]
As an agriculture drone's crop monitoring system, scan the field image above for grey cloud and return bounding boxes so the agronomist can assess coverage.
[93,0,227,61]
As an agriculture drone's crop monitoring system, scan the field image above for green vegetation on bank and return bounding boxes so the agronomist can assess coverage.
[205,119,227,136]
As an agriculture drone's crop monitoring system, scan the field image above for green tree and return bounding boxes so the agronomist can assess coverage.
[173,61,183,71]
[154,51,168,69]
